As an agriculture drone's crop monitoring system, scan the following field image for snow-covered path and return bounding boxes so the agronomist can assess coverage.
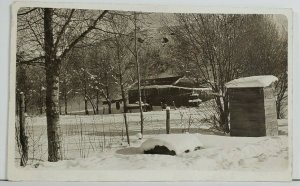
[33,134,288,171]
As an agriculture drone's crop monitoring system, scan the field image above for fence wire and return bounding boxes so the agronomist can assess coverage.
[15,100,221,164]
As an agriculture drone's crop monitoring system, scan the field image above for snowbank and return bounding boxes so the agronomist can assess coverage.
[35,134,288,171]
[140,134,204,155]
[225,75,278,88]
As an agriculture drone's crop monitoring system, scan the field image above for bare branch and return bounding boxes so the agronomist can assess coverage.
[60,10,109,59]
[94,27,130,36]
[17,56,45,66]
[54,9,75,50]
[17,8,37,16]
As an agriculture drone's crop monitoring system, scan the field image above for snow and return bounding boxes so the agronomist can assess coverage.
[18,107,288,173]
[140,134,203,154]
[188,98,202,103]
[31,133,288,171]
[136,133,143,139]
[225,75,278,88]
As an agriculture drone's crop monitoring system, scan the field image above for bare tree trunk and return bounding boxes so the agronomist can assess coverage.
[134,12,144,135]
[24,99,28,113]
[64,91,68,115]
[19,92,28,166]
[116,37,128,114]
[222,95,230,133]
[104,72,112,114]
[62,74,68,115]
[123,113,130,145]
[44,8,62,162]
[108,101,112,114]
[59,105,62,115]
[96,91,99,114]
[86,95,97,114]
[215,95,230,133]
[121,86,128,113]
[276,101,281,119]
[39,85,43,115]
[84,82,89,115]
[84,97,89,115]
[275,73,288,119]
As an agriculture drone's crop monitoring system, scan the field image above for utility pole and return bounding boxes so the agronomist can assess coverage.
[134,12,144,136]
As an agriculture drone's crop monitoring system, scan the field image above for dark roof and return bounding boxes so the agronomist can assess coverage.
[129,75,204,90]
[141,76,184,86]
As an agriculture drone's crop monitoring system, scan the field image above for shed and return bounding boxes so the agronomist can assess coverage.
[225,75,279,137]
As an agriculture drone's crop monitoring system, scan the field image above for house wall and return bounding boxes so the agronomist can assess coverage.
[128,87,212,107]
[228,87,267,137]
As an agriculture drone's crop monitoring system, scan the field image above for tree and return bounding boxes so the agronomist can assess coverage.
[239,15,288,118]
[166,14,288,131]
[89,45,116,114]
[68,49,94,115]
[59,58,74,115]
[17,7,108,161]
[168,14,251,132]
[103,11,150,134]
[106,13,135,114]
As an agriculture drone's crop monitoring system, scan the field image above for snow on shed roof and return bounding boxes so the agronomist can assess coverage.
[225,75,278,88]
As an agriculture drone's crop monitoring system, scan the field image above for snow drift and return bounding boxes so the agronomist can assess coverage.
[140,134,204,155]
[35,134,288,171]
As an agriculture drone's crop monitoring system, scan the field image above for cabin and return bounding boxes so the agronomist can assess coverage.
[225,75,279,137]
[128,76,212,107]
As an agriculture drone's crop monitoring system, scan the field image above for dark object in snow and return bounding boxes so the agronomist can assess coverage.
[144,145,202,155]
[162,37,169,43]
[185,146,202,153]
[144,145,176,156]
[226,76,279,137]
[34,163,40,168]
[194,146,201,151]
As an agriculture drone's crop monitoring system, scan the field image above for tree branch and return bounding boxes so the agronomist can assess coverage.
[16,56,45,66]
[54,9,75,51]
[94,27,130,36]
[60,10,109,59]
[17,8,37,16]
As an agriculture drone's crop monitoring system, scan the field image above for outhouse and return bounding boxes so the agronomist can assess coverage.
[225,75,279,137]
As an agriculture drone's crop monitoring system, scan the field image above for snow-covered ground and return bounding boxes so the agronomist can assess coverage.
[16,106,219,163]
[16,103,288,172]
[27,129,288,171]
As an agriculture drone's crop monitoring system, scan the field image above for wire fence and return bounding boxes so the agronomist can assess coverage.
[15,100,221,164]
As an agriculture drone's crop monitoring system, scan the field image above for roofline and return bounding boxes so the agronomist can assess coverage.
[129,85,212,91]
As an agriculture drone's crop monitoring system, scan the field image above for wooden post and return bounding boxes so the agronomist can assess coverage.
[166,107,170,134]
[123,113,130,145]
[19,92,28,166]
[173,101,176,110]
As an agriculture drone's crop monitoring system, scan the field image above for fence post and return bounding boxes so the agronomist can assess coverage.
[166,107,170,134]
[19,92,28,166]
[123,113,130,145]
